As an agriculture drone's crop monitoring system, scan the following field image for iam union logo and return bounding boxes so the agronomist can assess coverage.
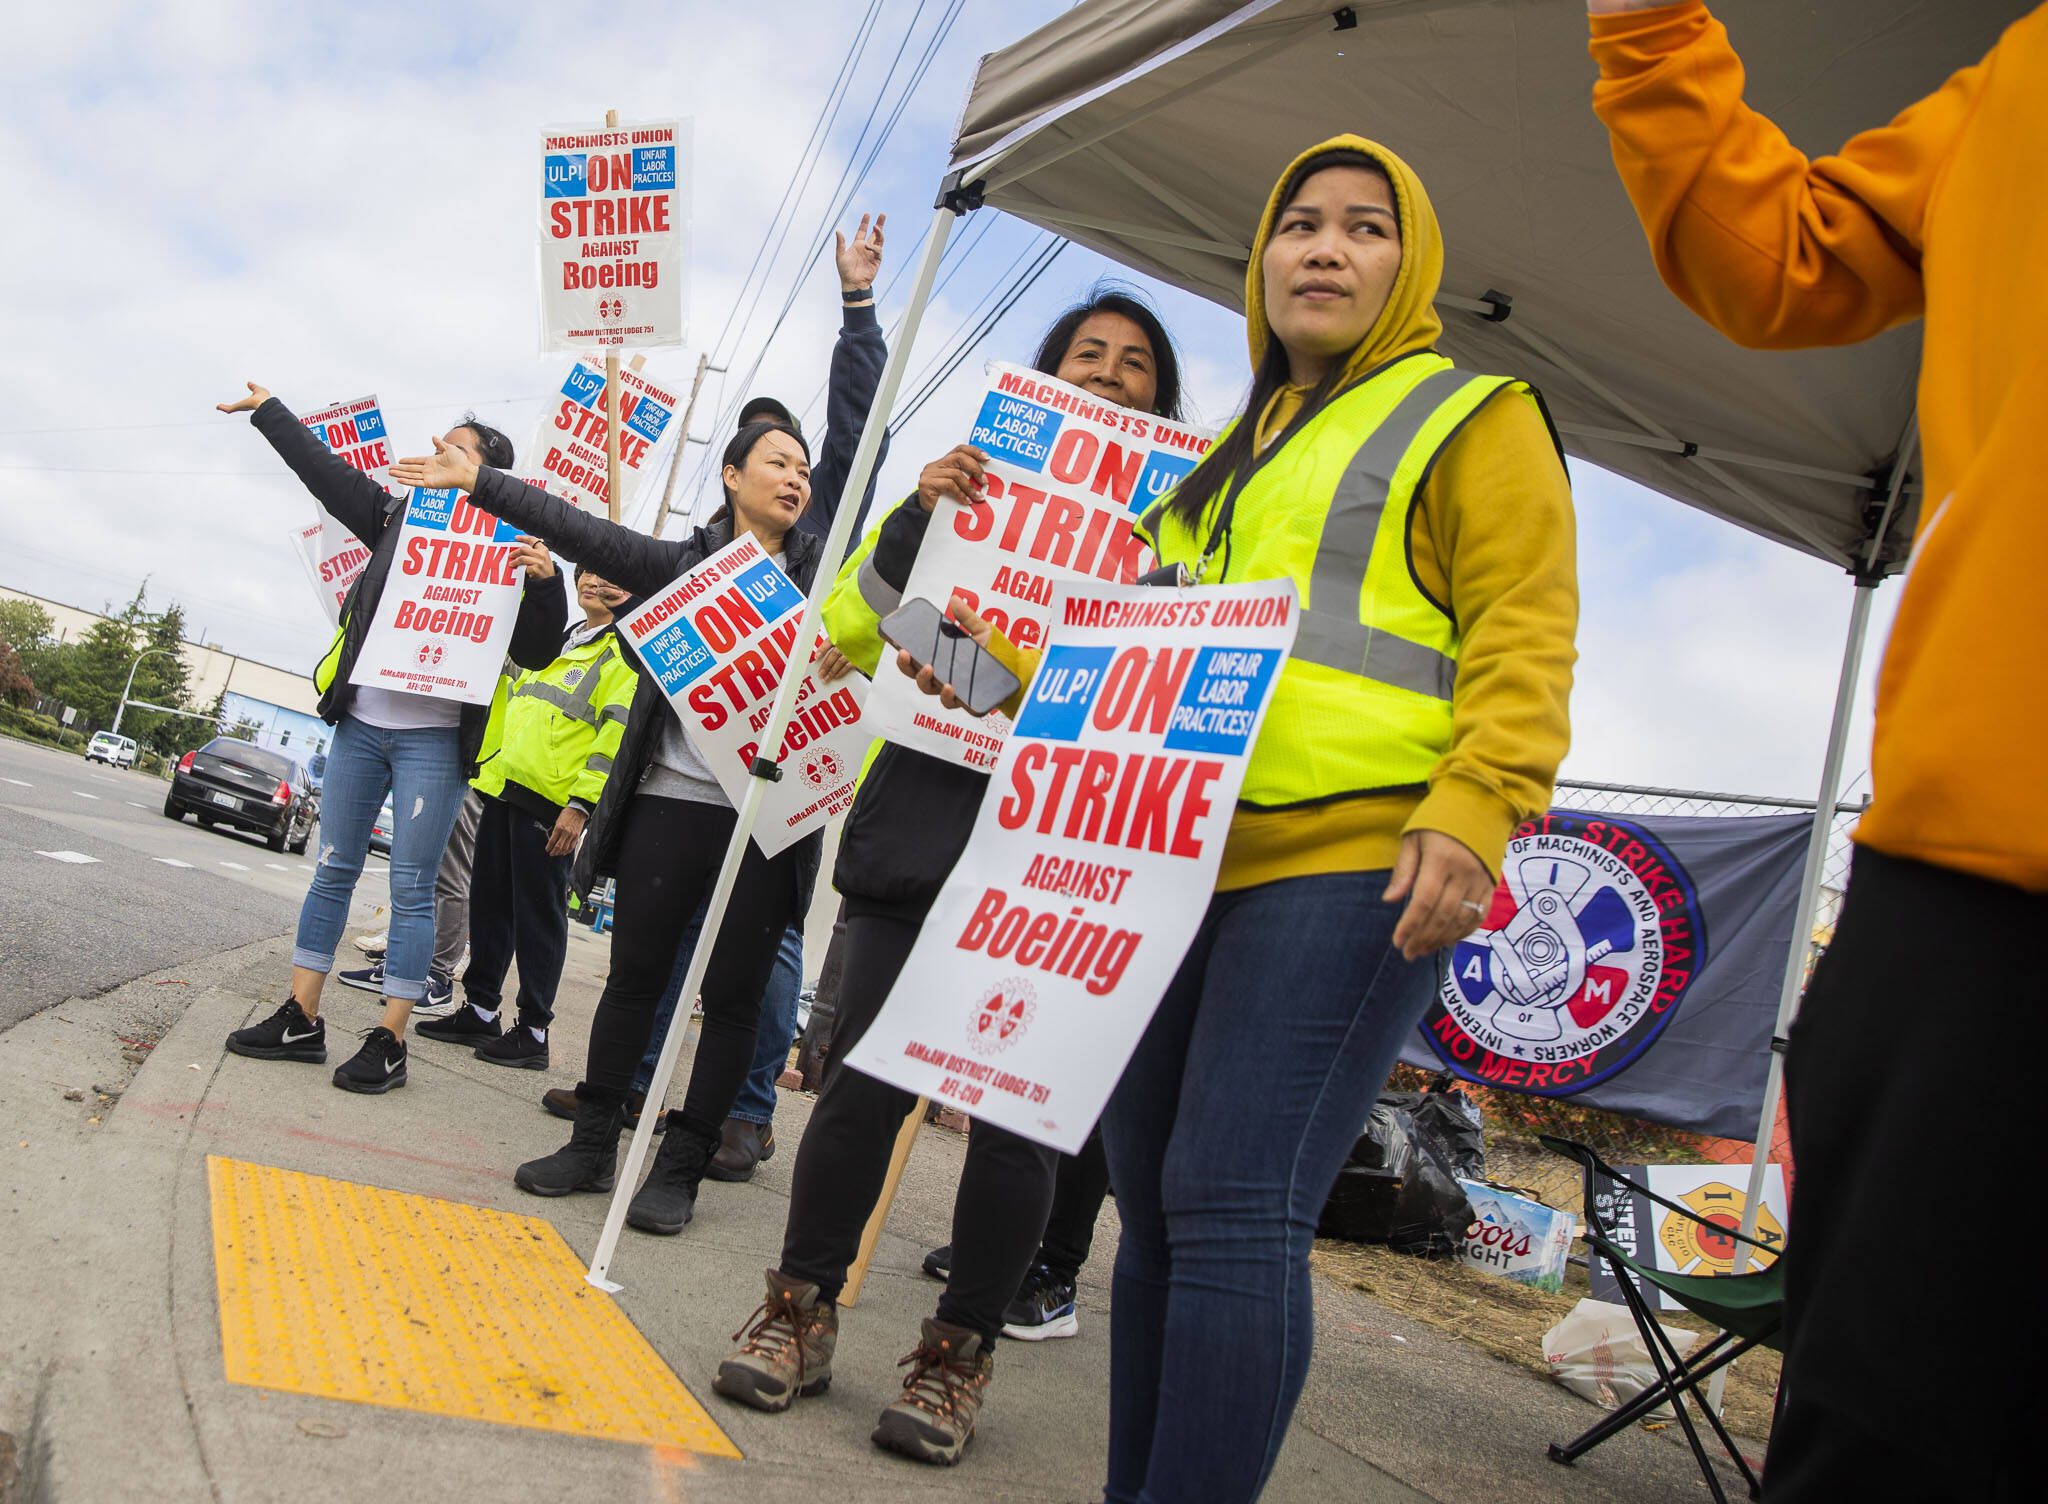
[966,978,1036,1057]
[413,642,445,668]
[1421,814,1708,1096]
[797,747,843,791]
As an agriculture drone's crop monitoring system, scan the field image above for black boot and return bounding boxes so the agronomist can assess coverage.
[514,1086,625,1197]
[626,1119,719,1235]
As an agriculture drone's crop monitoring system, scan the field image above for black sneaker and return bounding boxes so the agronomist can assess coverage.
[1000,1264,1078,1341]
[411,972,460,1019]
[475,1028,549,1071]
[332,1027,407,1094]
[336,962,384,994]
[226,998,326,1063]
[921,1244,953,1282]
[416,1006,502,1044]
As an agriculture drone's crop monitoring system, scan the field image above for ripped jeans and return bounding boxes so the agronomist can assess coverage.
[290,713,468,1001]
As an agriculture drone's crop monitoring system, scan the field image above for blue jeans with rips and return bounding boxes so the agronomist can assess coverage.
[1100,871,1438,1504]
[291,713,468,1002]
[631,902,803,1121]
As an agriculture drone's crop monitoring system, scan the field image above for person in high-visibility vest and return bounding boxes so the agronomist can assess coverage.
[413,564,637,1069]
[904,138,1577,1503]
[711,287,1189,1467]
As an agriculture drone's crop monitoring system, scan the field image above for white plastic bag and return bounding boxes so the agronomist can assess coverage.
[1542,1297,1701,1416]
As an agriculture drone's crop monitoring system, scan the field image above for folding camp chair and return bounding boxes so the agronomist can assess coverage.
[1539,1135,1786,1503]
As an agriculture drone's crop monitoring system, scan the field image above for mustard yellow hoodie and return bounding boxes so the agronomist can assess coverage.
[1209,136,1578,887]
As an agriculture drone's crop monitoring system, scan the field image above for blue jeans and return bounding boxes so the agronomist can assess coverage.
[632,902,803,1122]
[292,714,468,1002]
[1100,871,1438,1504]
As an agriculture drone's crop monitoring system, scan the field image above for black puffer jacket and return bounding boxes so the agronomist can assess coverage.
[250,399,567,773]
[468,467,826,915]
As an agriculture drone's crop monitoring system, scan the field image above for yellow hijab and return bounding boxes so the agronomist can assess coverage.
[1244,134,1447,448]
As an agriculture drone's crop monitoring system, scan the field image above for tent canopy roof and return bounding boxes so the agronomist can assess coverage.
[947,0,2020,575]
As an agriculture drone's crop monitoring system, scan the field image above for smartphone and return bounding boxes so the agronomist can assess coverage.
[878,597,1022,718]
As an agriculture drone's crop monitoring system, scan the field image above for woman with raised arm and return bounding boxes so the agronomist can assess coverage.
[215,385,566,1093]
[390,418,825,1237]
[710,287,1187,1469]
[904,139,1578,1502]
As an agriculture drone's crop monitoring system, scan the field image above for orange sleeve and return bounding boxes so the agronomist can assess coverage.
[1589,1,1981,349]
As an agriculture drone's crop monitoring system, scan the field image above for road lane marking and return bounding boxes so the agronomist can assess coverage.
[36,850,101,864]
[127,801,149,808]
[219,861,251,871]
[155,857,196,868]
[2,778,32,787]
[71,791,99,801]
[265,863,291,871]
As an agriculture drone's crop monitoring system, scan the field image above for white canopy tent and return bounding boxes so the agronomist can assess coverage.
[584,0,2023,1292]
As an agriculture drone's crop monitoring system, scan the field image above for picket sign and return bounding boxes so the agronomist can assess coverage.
[845,577,1299,1154]
[538,110,687,358]
[346,488,526,705]
[297,394,388,621]
[522,351,680,519]
[614,534,870,857]
[861,362,1214,771]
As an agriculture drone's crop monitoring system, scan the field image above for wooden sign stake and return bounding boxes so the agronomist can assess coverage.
[839,1097,928,1307]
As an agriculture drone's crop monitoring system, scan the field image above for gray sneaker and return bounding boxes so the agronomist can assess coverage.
[871,1318,994,1466]
[713,1270,838,1413]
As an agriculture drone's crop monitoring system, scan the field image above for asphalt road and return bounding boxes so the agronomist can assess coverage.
[0,734,390,1031]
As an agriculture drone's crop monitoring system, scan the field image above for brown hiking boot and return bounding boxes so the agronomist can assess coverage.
[541,1086,661,1132]
[705,1116,775,1182]
[712,1270,838,1413]
[871,1318,994,1466]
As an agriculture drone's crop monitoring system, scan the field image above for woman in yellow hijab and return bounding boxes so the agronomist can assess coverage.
[922,137,1578,1500]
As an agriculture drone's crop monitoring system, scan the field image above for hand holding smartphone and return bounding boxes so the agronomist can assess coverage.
[878,596,1021,717]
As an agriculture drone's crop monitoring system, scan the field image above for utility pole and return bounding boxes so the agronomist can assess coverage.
[112,647,178,736]
[651,352,721,538]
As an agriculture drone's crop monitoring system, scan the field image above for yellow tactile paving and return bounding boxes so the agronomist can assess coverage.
[207,1155,740,1458]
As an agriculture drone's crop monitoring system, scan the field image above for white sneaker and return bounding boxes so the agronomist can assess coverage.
[351,930,388,957]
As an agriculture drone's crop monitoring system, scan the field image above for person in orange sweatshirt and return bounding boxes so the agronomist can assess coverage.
[1587,3,2045,1498]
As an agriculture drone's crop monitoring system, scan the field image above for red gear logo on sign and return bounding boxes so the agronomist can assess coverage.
[798,748,843,791]
[414,642,445,667]
[966,978,1035,1057]
[597,297,626,319]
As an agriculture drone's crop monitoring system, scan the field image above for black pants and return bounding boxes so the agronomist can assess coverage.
[1767,849,2038,1502]
[588,795,798,1140]
[780,910,1059,1343]
[1040,1126,1111,1283]
[463,797,572,1030]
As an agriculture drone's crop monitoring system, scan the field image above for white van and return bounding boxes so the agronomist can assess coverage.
[86,731,138,769]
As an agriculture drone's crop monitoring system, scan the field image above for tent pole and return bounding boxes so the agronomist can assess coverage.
[1706,577,1877,1409]
[585,201,961,1291]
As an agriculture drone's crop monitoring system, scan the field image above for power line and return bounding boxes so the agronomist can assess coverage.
[893,241,1071,429]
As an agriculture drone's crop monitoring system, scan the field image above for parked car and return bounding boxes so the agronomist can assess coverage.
[85,731,138,769]
[368,795,394,857]
[163,737,318,854]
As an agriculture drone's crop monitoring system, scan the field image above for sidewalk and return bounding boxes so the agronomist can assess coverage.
[0,929,1749,1503]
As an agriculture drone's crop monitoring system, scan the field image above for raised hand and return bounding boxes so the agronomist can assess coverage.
[216,381,272,414]
[389,435,480,494]
[510,536,555,580]
[835,211,886,294]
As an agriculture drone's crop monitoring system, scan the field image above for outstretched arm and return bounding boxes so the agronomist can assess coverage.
[800,211,890,540]
[390,440,686,596]
[221,384,389,544]
[1588,0,1977,348]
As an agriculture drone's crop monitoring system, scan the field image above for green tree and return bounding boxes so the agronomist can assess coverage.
[0,599,59,687]
[0,639,35,707]
[129,602,200,756]
[44,614,137,729]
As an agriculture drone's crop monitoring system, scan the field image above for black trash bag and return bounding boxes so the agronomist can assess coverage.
[1317,1102,1474,1257]
[1410,1075,1486,1181]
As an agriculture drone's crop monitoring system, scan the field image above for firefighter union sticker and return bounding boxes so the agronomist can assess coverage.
[1421,814,1708,1095]
[967,978,1036,1057]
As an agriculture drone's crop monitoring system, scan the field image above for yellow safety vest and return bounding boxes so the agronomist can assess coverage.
[472,632,637,807]
[1140,354,1540,808]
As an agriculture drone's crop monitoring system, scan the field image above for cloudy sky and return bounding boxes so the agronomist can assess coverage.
[0,0,1899,805]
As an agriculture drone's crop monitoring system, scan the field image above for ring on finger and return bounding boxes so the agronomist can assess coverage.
[1459,900,1486,914]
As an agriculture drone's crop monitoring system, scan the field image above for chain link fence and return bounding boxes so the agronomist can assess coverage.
[1398,777,1867,1216]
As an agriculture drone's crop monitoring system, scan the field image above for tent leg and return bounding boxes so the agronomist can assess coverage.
[1706,579,1877,1409]
[585,201,963,1291]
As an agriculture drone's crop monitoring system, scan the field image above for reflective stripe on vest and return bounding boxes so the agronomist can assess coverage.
[856,552,901,619]
[1292,367,1472,699]
[511,640,618,727]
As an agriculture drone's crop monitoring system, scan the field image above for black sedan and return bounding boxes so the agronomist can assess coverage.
[164,738,319,854]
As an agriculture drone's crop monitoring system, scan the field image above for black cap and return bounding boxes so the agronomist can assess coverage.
[737,396,799,435]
